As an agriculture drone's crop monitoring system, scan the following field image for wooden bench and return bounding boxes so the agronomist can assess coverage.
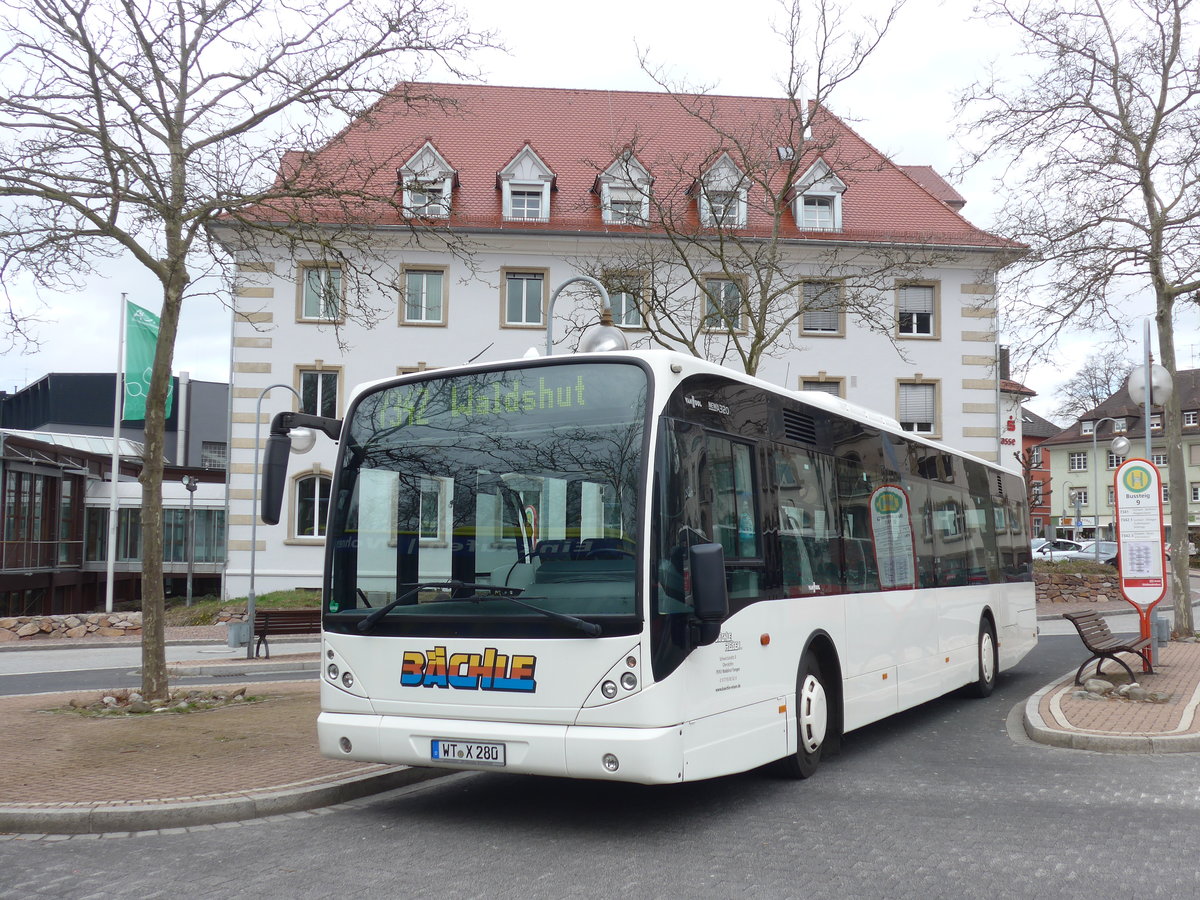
[253,609,321,659]
[1062,610,1153,685]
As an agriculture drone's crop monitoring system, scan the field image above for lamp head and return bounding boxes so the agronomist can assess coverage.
[579,307,630,353]
[289,427,317,455]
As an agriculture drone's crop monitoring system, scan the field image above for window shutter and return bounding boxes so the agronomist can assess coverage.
[898,284,934,313]
[802,282,839,331]
[899,383,934,421]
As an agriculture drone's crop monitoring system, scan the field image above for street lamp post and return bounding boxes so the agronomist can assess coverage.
[1091,417,1131,562]
[247,383,304,659]
[181,474,198,605]
[545,275,628,356]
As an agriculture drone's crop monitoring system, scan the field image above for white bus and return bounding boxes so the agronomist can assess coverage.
[260,350,1037,784]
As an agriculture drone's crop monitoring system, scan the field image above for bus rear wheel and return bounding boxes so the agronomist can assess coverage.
[776,653,828,779]
[969,618,998,698]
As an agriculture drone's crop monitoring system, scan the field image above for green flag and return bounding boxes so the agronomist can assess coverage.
[123,301,173,421]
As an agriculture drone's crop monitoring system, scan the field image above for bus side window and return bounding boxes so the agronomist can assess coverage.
[775,446,839,594]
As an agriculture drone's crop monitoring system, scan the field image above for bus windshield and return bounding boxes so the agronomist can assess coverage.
[326,361,648,634]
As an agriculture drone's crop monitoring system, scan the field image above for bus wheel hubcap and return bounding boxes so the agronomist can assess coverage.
[799,674,828,754]
[981,633,995,683]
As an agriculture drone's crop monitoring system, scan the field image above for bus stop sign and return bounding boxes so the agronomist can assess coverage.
[1113,458,1167,609]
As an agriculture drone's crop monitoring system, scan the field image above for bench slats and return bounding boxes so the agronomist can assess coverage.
[1063,610,1153,684]
[252,609,321,659]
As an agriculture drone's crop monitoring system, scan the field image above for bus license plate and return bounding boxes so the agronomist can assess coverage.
[431,739,506,767]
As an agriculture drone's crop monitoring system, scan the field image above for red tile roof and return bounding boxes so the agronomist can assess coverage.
[261,82,1014,249]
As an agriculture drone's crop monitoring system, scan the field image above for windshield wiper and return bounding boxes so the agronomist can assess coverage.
[355,580,602,636]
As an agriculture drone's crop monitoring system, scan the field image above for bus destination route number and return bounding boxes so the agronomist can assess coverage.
[431,739,506,767]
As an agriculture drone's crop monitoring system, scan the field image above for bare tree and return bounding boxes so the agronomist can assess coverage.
[0,0,496,698]
[959,0,1200,635]
[557,0,994,376]
[1053,348,1137,421]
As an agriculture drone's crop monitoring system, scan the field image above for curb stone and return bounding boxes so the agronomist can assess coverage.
[1022,669,1200,753]
[0,766,448,835]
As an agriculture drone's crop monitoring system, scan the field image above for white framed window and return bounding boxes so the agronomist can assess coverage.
[1152,452,1168,466]
[1070,487,1088,507]
[792,159,846,231]
[1113,418,1126,432]
[703,277,745,330]
[499,145,554,222]
[800,281,841,334]
[699,154,747,227]
[1032,481,1043,505]
[1080,421,1095,435]
[898,381,937,434]
[298,368,339,419]
[606,274,644,328]
[598,152,652,225]
[405,184,450,218]
[1186,411,1199,427]
[403,269,446,324]
[504,271,545,326]
[1031,445,1043,468]
[399,141,454,219]
[294,472,331,539]
[1107,485,1115,506]
[802,196,835,229]
[1107,451,1126,469]
[1151,414,1163,430]
[510,189,543,220]
[299,265,342,321]
[897,284,937,337]
[1191,483,1200,502]
[1068,452,1088,472]
[802,378,843,397]
[1163,483,1171,504]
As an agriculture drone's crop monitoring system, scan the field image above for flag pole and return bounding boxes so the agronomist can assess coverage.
[105,295,126,613]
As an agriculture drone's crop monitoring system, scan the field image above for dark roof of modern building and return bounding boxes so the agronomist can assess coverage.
[251,82,1018,250]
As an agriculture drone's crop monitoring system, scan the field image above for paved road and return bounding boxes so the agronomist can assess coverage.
[4,633,1200,899]
[0,641,320,695]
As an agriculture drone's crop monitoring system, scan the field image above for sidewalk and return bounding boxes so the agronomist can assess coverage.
[2,606,1200,836]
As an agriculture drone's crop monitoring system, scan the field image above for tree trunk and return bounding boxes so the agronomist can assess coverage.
[138,276,185,700]
[1157,304,1194,638]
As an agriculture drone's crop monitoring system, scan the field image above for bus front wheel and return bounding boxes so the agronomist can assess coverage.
[776,653,828,779]
[969,618,998,698]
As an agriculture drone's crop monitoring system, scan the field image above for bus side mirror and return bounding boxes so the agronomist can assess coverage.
[260,433,292,525]
[689,542,728,646]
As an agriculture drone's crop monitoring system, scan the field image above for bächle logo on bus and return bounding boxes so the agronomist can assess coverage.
[401,646,538,692]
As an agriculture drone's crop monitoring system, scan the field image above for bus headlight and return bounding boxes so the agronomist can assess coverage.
[327,663,339,680]
[620,672,637,691]
[342,671,355,689]
[602,754,620,772]
[601,681,618,699]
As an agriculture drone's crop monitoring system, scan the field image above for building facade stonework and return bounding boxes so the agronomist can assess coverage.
[221,83,1020,597]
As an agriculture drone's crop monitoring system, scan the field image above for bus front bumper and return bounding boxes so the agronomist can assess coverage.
[318,712,685,784]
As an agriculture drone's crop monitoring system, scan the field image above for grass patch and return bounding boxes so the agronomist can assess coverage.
[162,589,320,627]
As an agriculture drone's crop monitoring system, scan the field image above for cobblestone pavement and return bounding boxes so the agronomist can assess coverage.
[1,603,1199,835]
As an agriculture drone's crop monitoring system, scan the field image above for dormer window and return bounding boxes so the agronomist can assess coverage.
[1081,421,1094,435]
[792,158,846,231]
[597,152,652,225]
[698,154,747,228]
[803,196,835,229]
[499,145,554,223]
[399,142,454,219]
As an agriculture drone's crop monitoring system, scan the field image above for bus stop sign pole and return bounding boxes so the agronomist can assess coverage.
[1113,458,1167,669]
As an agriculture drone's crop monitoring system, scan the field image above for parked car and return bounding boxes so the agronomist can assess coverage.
[1052,540,1119,566]
[1032,539,1083,559]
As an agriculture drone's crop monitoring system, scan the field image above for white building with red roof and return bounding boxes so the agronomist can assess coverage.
[220,82,1020,596]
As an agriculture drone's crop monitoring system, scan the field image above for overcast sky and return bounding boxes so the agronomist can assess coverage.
[2,0,1192,420]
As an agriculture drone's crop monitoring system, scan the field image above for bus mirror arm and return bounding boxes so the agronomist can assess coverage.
[689,542,729,647]
[259,412,344,525]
